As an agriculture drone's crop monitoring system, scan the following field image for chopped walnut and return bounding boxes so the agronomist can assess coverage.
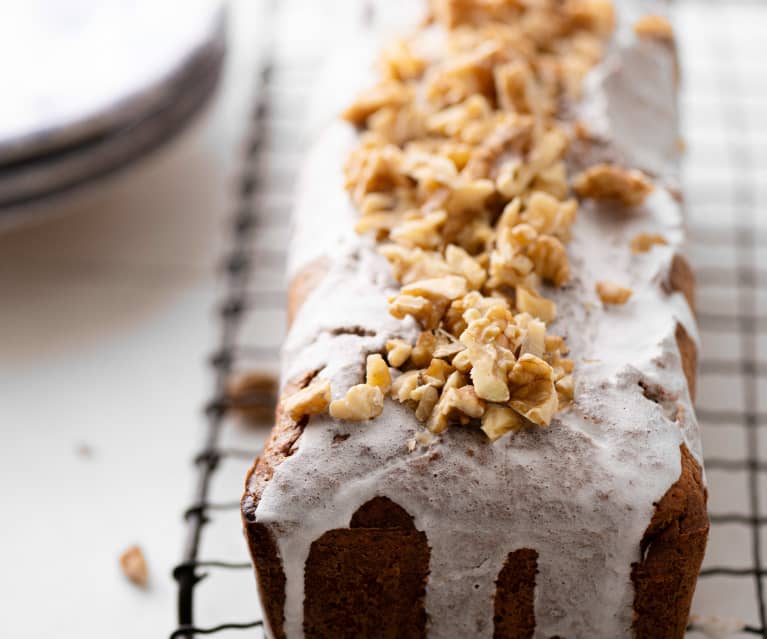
[330,384,385,421]
[379,38,427,81]
[412,384,440,421]
[524,191,577,242]
[445,244,486,289]
[573,164,654,207]
[423,358,455,387]
[366,354,393,393]
[630,232,668,254]
[342,81,414,126]
[556,374,575,404]
[481,405,525,441]
[411,331,438,367]
[389,294,445,330]
[432,329,465,359]
[390,210,447,249]
[284,378,332,421]
[428,383,485,433]
[386,339,413,368]
[335,0,619,437]
[120,545,148,588]
[567,0,616,36]
[596,281,633,305]
[507,354,558,427]
[633,15,674,42]
[528,235,570,286]
[516,286,556,323]
[458,312,516,402]
[401,275,468,301]
[391,370,421,403]
[516,312,547,359]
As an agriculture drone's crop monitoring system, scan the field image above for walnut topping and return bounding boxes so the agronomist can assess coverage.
[366,354,393,393]
[284,378,332,421]
[630,232,668,254]
[596,281,634,305]
[507,354,558,426]
[633,15,674,42]
[342,81,414,126]
[329,0,619,439]
[481,404,525,441]
[329,384,385,421]
[516,286,556,323]
[428,383,486,433]
[386,339,413,367]
[120,546,148,588]
[573,164,654,207]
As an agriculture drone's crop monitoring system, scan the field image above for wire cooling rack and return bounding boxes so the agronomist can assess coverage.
[170,1,767,637]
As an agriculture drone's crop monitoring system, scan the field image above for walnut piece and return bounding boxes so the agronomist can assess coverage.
[630,232,668,254]
[389,294,444,330]
[428,383,485,433]
[528,235,570,286]
[481,404,525,441]
[391,370,421,403]
[633,15,674,42]
[330,384,385,421]
[342,81,413,126]
[596,281,633,305]
[412,384,440,421]
[284,378,332,421]
[120,545,148,588]
[516,286,556,323]
[366,354,393,393]
[507,354,558,427]
[385,339,413,368]
[573,164,654,207]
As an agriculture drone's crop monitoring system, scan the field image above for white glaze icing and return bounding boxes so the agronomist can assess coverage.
[253,2,704,637]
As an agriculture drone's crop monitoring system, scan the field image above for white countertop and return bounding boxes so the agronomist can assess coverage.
[0,1,264,636]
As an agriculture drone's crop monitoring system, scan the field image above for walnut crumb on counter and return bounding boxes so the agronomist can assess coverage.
[120,545,148,588]
[596,281,634,305]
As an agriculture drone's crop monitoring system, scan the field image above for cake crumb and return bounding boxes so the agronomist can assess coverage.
[596,281,633,305]
[226,371,278,423]
[120,545,148,588]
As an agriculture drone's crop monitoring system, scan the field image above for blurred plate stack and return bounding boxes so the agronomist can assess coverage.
[0,0,226,227]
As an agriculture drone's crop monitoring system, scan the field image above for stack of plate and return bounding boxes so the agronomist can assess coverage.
[0,0,226,225]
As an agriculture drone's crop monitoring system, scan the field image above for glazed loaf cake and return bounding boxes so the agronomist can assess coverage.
[242,1,708,637]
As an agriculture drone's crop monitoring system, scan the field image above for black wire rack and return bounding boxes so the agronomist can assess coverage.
[170,1,767,637]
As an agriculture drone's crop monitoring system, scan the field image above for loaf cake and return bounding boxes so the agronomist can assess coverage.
[241,1,708,637]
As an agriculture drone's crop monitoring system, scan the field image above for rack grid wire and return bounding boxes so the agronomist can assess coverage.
[171,1,767,637]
